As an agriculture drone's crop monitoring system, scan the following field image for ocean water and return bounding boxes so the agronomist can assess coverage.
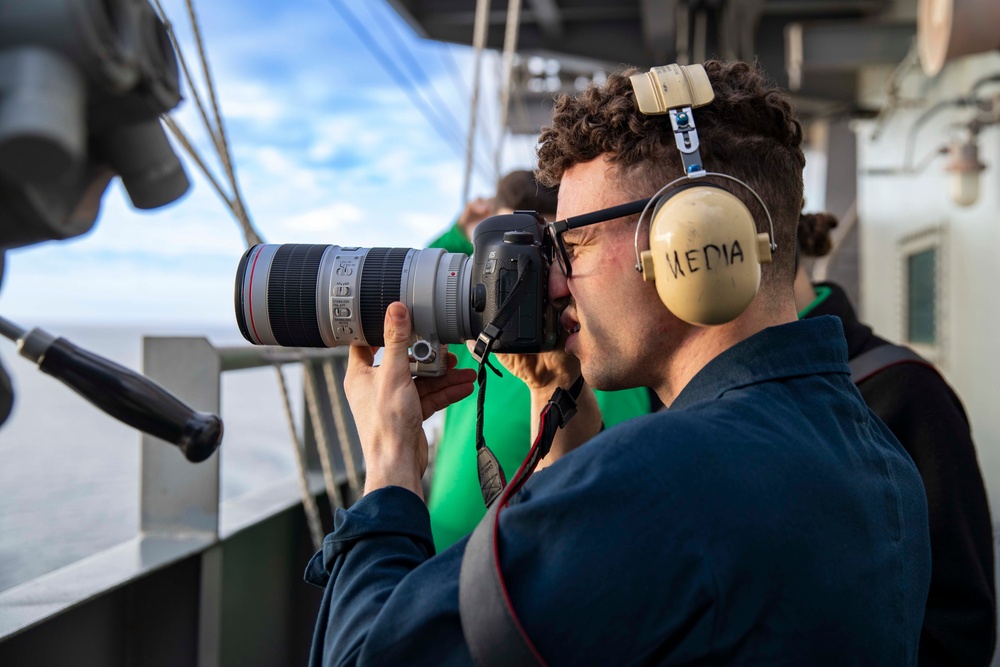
[0,322,309,593]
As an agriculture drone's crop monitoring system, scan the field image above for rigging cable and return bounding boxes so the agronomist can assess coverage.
[323,358,363,497]
[326,0,494,182]
[437,44,476,133]
[363,0,497,178]
[303,361,347,514]
[151,1,223,152]
[462,0,492,207]
[182,0,262,247]
[275,361,326,550]
[151,0,264,248]
[494,0,522,182]
[439,44,471,105]
[153,0,335,550]
[359,1,467,154]
[436,40,504,174]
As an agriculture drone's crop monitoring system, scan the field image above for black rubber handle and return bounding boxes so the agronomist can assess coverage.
[38,337,223,462]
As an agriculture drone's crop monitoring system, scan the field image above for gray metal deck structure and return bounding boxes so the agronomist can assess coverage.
[0,341,361,665]
[387,0,917,130]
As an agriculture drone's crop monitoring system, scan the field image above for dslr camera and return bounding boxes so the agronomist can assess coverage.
[234,211,559,375]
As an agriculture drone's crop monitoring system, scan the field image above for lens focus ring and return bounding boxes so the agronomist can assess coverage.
[267,244,327,347]
[359,248,409,347]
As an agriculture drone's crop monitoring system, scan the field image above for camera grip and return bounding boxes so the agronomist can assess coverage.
[37,337,223,462]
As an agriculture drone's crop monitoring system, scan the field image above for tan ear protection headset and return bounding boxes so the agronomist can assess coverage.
[629,64,776,326]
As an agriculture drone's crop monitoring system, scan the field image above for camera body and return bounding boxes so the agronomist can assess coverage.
[235,212,559,376]
[468,211,559,356]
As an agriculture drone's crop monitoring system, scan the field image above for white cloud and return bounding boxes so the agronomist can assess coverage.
[215,81,289,125]
[282,202,364,233]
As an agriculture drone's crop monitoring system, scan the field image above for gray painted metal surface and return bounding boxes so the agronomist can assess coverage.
[141,337,221,537]
[0,533,214,640]
[0,338,355,666]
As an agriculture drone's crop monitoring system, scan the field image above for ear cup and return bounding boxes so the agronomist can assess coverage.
[639,184,772,326]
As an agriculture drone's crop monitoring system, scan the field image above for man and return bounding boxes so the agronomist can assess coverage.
[796,212,996,665]
[427,170,652,550]
[306,60,931,665]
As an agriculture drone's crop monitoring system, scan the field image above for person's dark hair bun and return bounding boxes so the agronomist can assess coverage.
[797,212,838,257]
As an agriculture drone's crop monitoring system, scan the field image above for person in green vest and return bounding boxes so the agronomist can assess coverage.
[426,170,653,551]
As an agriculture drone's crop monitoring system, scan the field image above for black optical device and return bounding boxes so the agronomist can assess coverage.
[0,0,223,463]
[234,211,559,376]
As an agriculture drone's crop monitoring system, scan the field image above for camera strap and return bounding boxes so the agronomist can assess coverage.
[472,255,531,507]
[460,375,585,667]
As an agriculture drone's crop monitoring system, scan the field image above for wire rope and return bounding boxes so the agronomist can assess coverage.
[365,1,498,183]
[494,0,522,182]
[435,41,501,172]
[157,0,336,547]
[363,2,468,148]
[152,0,265,248]
[462,0,492,207]
[181,0,262,247]
[323,358,363,497]
[326,0,494,181]
[275,362,326,551]
[151,0,223,149]
[303,361,347,513]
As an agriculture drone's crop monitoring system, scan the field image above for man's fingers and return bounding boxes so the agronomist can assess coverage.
[415,366,476,417]
[344,345,377,401]
[421,381,476,419]
[347,344,376,372]
[416,367,477,398]
[380,302,413,379]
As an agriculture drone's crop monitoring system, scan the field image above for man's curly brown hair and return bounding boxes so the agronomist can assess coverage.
[536,60,805,302]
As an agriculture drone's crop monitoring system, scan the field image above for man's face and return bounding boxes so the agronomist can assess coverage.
[549,157,675,391]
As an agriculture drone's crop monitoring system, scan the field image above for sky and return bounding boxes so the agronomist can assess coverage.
[0,0,539,330]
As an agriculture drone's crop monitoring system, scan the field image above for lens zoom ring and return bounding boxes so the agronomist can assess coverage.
[359,248,407,347]
[267,244,326,347]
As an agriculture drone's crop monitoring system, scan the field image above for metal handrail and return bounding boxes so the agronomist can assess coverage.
[217,345,348,372]
[1,338,360,646]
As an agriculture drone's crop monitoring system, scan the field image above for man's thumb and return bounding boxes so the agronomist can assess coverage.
[382,302,412,370]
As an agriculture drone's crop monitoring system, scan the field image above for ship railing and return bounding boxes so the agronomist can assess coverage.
[0,337,361,665]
